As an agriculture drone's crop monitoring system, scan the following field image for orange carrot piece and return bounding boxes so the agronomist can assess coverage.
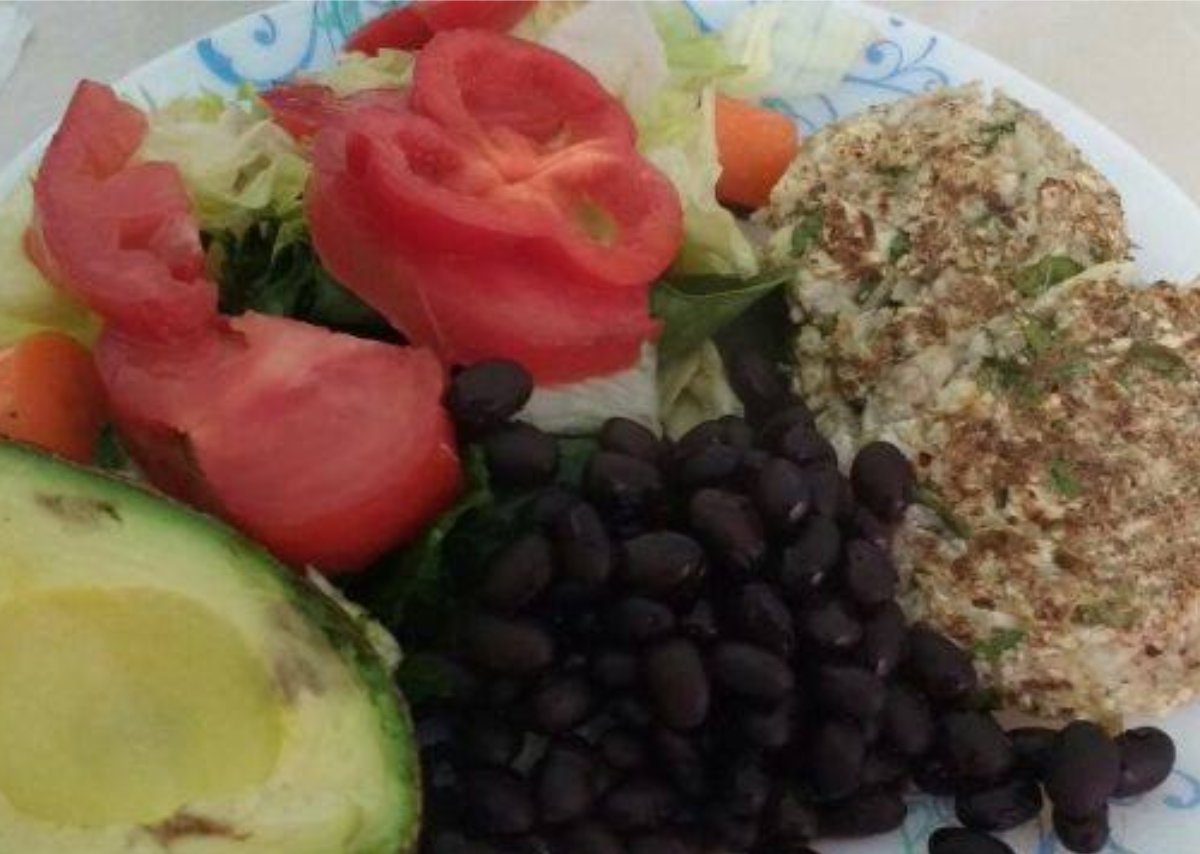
[714,94,801,210]
[0,331,107,463]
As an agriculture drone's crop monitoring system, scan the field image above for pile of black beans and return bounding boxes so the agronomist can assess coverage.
[423,355,1177,854]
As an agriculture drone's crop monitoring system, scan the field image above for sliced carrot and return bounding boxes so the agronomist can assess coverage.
[714,94,801,210]
[0,331,106,463]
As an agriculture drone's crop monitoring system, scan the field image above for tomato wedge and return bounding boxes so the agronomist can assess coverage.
[100,318,461,571]
[30,81,463,572]
[28,82,217,342]
[308,32,683,383]
[345,0,535,55]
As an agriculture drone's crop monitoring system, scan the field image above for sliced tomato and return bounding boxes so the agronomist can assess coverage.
[99,317,462,572]
[345,1,535,55]
[410,30,635,159]
[260,84,409,141]
[28,81,217,341]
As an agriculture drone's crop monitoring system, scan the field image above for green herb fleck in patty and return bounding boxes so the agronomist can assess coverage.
[1012,255,1085,298]
[973,627,1027,663]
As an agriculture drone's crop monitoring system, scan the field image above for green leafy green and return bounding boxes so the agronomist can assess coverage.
[93,424,135,474]
[1048,458,1082,499]
[1012,255,1085,298]
[876,164,912,181]
[972,628,1026,663]
[980,357,1041,404]
[914,484,972,540]
[1123,340,1191,383]
[651,267,795,362]
[1072,594,1143,630]
[1019,314,1059,356]
[207,218,388,334]
[395,652,462,706]
[887,230,912,263]
[979,119,1017,153]
[790,211,824,257]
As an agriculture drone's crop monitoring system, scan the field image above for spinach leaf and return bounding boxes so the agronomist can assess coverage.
[651,267,795,363]
[93,424,135,474]
[979,119,1017,153]
[914,483,972,540]
[1123,341,1191,383]
[1012,255,1084,298]
[887,230,912,263]
[395,652,463,706]
[207,218,391,336]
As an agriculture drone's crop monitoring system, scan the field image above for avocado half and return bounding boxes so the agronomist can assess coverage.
[0,442,419,853]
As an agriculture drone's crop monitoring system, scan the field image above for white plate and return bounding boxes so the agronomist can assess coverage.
[4,3,1200,851]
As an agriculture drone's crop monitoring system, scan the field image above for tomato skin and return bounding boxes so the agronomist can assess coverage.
[29,82,217,342]
[99,317,462,572]
[345,1,535,55]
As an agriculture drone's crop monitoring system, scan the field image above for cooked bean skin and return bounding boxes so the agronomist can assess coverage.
[599,418,663,463]
[808,720,866,801]
[1044,721,1120,818]
[462,615,554,675]
[709,642,794,703]
[818,789,907,837]
[906,625,979,705]
[1114,727,1176,797]
[928,827,1016,854]
[620,531,706,598]
[1052,807,1110,854]
[1008,726,1057,779]
[955,778,1043,832]
[642,638,710,730]
[535,740,597,825]
[730,582,796,656]
[484,422,559,487]
[882,683,935,758]
[461,767,536,836]
[940,712,1015,786]
[689,489,767,574]
[850,441,914,523]
[446,360,533,434]
[859,602,908,677]
[479,532,556,613]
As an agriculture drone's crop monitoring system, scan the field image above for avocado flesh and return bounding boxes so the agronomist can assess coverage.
[0,442,419,854]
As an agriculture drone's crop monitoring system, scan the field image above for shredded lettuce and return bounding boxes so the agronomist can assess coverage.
[718,3,874,102]
[521,344,660,435]
[659,340,743,438]
[140,96,309,235]
[0,180,97,347]
[302,49,413,97]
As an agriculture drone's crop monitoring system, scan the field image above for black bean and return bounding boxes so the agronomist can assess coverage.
[591,649,639,690]
[628,832,693,854]
[907,625,979,705]
[511,836,553,854]
[677,443,744,490]
[675,420,725,457]
[1114,727,1176,797]
[554,503,614,588]
[778,421,838,468]
[483,677,525,709]
[913,754,958,796]
[587,451,664,524]
[797,597,863,651]
[780,516,842,597]
[818,789,907,837]
[759,404,816,449]
[527,486,581,529]
[599,418,663,464]
[709,642,794,704]
[764,787,820,843]
[458,713,525,767]
[688,489,767,575]
[606,597,676,643]
[462,766,536,836]
[928,827,1016,854]
[653,727,710,800]
[428,832,502,854]
[529,675,593,734]
[808,464,854,520]
[850,441,914,523]
[709,809,759,849]
[716,414,755,449]
[808,720,865,801]
[1045,720,1119,817]
[600,776,677,832]
[817,664,886,722]
[881,684,934,758]
[726,752,771,816]
[861,750,909,788]
[731,582,796,656]
[536,740,598,824]
[755,457,812,532]
[599,728,646,772]
[462,615,555,675]
[1053,807,1110,854]
[479,532,557,613]
[412,654,480,705]
[620,532,706,598]
[725,348,793,423]
[484,422,559,487]
[859,601,908,677]
[738,697,798,750]
[613,696,654,730]
[941,712,1015,786]
[1008,726,1056,779]
[679,600,720,644]
[446,359,533,434]
[956,777,1043,832]
[841,538,898,609]
[848,504,892,551]
[643,638,710,730]
[555,822,624,854]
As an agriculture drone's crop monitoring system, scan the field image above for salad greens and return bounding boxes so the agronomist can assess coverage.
[658,339,743,438]
[301,48,413,95]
